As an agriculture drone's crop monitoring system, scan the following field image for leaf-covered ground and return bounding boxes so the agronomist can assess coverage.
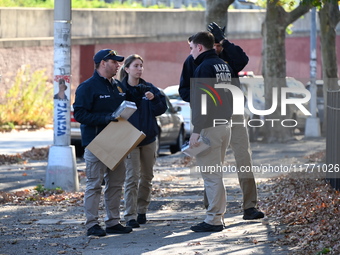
[1,147,339,254]
[259,150,340,255]
[0,146,49,165]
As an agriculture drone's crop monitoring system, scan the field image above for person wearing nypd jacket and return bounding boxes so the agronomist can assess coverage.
[208,22,264,221]
[179,22,264,222]
[73,49,144,237]
[118,54,167,229]
[188,31,237,232]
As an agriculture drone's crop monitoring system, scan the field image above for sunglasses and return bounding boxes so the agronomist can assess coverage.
[103,50,118,60]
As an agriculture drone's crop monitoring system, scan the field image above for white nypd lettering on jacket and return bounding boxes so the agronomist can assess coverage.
[214,63,232,83]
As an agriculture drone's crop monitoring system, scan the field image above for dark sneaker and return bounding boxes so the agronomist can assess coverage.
[87,224,106,237]
[137,213,146,224]
[126,219,140,228]
[190,222,224,232]
[243,207,265,220]
[106,223,132,234]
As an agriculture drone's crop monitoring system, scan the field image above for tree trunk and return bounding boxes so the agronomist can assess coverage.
[318,2,340,134]
[262,2,290,142]
[205,0,234,29]
[261,0,311,143]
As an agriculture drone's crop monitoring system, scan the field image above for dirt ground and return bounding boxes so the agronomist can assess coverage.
[1,136,333,255]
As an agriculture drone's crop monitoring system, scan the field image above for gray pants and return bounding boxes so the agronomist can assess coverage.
[84,148,125,229]
[124,141,156,222]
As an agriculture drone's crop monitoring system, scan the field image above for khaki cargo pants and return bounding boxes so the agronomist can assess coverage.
[124,141,157,222]
[83,148,125,229]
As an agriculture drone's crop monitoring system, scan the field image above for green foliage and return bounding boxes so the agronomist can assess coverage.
[0,0,52,8]
[34,184,45,193]
[256,0,267,8]
[184,3,205,10]
[286,23,293,34]
[315,247,332,255]
[0,65,53,128]
[269,0,301,11]
[268,0,323,10]
[34,184,63,194]
[0,0,204,9]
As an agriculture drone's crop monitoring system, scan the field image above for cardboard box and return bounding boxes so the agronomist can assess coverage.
[87,117,145,170]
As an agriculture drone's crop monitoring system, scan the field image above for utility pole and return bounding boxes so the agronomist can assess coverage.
[45,0,79,191]
[305,7,320,137]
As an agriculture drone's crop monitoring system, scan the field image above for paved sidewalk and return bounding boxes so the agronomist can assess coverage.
[0,136,326,255]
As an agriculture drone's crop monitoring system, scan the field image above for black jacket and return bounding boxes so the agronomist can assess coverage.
[121,77,167,146]
[73,70,136,147]
[219,39,249,75]
[179,55,195,103]
[191,49,236,133]
[179,39,248,102]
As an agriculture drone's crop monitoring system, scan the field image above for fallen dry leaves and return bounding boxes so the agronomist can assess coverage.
[0,146,85,206]
[21,146,49,160]
[0,189,84,206]
[0,146,49,165]
[0,153,24,165]
[260,150,340,254]
[1,145,339,254]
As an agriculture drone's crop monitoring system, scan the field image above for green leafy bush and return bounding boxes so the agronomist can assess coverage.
[0,0,204,10]
[0,65,53,129]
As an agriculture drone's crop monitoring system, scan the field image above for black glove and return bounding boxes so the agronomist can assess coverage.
[207,22,225,43]
[135,84,151,94]
[105,114,119,124]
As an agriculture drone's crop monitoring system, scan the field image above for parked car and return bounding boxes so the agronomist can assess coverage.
[163,85,192,139]
[239,75,311,141]
[71,91,185,157]
[156,90,186,155]
[70,108,83,157]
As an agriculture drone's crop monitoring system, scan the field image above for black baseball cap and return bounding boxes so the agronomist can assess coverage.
[93,49,124,63]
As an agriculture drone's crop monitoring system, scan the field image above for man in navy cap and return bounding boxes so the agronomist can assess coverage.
[73,49,136,236]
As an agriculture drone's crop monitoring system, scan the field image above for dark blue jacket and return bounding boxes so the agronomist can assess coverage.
[179,55,195,103]
[219,39,249,75]
[122,77,167,146]
[73,70,137,147]
[191,49,236,133]
[179,39,248,102]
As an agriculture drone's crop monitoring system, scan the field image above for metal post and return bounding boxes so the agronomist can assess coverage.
[45,0,79,191]
[305,8,320,137]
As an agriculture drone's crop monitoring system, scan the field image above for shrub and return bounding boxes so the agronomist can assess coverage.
[0,65,53,129]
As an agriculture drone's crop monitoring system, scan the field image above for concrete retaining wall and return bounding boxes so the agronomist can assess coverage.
[0,8,339,103]
[1,8,322,45]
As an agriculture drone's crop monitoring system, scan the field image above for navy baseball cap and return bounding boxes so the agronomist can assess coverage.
[93,49,124,63]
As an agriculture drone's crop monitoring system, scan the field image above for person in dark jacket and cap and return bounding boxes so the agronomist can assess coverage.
[118,54,167,228]
[73,49,144,237]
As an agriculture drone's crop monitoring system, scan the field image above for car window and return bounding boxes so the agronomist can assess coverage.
[164,96,176,113]
[164,85,181,100]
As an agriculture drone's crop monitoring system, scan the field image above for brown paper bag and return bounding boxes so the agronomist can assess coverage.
[86,117,146,170]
